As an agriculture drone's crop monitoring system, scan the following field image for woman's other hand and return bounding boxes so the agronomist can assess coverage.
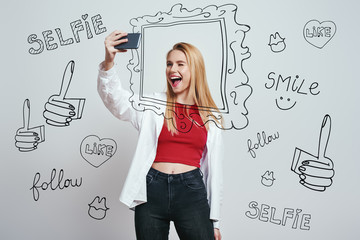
[214,228,222,240]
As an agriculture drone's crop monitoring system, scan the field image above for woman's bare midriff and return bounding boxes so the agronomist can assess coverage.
[151,162,197,174]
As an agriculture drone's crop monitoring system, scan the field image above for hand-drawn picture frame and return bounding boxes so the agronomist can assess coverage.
[126,3,253,130]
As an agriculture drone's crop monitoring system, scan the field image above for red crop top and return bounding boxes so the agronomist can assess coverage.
[154,104,207,168]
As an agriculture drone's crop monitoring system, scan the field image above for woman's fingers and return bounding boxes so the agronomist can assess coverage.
[103,30,129,70]
[106,30,128,46]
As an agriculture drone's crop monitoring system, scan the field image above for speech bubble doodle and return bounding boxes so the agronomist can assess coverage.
[303,20,336,49]
[268,32,286,53]
[88,196,109,220]
[291,115,335,192]
[43,60,85,127]
[80,135,117,168]
[15,99,45,152]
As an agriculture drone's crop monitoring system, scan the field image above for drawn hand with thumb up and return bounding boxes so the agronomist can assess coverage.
[15,99,45,152]
[291,115,335,192]
[43,60,85,127]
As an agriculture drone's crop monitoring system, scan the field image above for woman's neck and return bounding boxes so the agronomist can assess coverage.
[175,94,195,105]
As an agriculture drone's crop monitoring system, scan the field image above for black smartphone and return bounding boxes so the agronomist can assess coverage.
[114,33,141,49]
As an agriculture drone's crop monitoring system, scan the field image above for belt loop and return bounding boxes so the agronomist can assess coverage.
[199,168,204,177]
[168,175,174,183]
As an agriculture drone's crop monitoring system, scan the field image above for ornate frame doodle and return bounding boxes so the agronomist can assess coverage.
[126,3,252,130]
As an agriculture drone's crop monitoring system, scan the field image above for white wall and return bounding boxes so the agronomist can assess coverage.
[1,0,359,239]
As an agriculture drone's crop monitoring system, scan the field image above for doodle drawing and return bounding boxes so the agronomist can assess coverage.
[88,196,110,220]
[30,168,83,201]
[291,115,335,192]
[261,170,275,187]
[15,99,45,152]
[268,32,286,53]
[43,60,85,127]
[247,130,280,158]
[245,200,311,230]
[80,135,117,168]
[126,3,253,131]
[303,20,336,49]
[266,72,320,111]
[28,14,107,55]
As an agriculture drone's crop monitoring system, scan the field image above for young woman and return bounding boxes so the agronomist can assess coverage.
[98,30,223,240]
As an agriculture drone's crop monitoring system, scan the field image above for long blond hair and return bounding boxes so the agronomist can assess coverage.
[165,42,221,134]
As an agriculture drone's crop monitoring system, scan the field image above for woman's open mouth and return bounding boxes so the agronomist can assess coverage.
[170,76,182,87]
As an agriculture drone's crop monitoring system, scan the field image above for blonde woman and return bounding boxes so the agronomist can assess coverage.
[98,30,223,240]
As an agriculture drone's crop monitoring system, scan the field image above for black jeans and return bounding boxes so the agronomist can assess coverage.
[135,167,214,240]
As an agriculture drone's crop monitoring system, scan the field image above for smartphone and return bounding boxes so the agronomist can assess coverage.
[114,33,141,49]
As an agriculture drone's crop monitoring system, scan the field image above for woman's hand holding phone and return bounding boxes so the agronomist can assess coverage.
[103,30,128,71]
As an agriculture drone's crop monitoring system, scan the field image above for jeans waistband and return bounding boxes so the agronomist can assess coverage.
[148,167,202,181]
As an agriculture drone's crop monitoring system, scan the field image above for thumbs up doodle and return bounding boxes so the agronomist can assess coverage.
[291,115,335,191]
[15,99,45,152]
[43,60,85,127]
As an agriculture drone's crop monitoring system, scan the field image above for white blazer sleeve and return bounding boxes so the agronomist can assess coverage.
[97,62,143,130]
[201,121,224,229]
[210,125,224,229]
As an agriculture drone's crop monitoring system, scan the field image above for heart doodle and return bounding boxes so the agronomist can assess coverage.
[80,135,117,168]
[82,14,88,20]
[303,20,336,49]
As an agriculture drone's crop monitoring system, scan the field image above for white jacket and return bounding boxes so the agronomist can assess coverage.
[97,63,223,228]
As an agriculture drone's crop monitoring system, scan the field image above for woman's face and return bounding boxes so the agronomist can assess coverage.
[166,50,191,101]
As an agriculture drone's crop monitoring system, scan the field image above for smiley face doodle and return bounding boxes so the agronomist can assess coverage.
[275,95,297,111]
[266,72,320,111]
[268,32,286,53]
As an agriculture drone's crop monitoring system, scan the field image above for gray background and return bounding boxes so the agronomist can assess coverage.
[1,0,359,239]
